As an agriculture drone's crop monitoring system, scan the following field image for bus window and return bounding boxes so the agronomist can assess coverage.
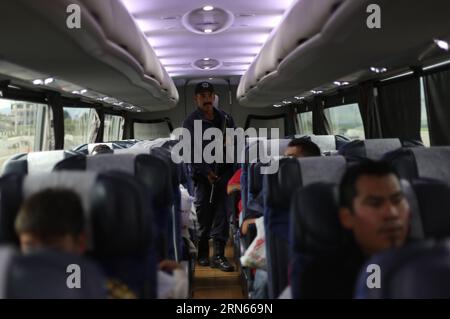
[0,99,51,168]
[297,111,313,135]
[325,103,365,140]
[133,119,172,140]
[104,114,124,142]
[245,114,287,138]
[64,108,100,150]
[420,78,430,146]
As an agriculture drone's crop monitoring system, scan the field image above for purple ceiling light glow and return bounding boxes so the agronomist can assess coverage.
[120,0,297,78]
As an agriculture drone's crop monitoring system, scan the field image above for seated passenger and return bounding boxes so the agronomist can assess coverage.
[243,139,322,299]
[284,138,321,157]
[339,161,410,256]
[15,189,187,299]
[15,189,87,255]
[241,138,321,236]
[91,144,113,155]
[227,168,242,214]
[297,161,411,298]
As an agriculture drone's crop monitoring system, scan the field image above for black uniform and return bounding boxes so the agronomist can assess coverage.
[183,94,235,271]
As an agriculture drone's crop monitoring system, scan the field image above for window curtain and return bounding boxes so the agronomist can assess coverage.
[358,82,382,138]
[312,98,330,135]
[423,69,450,146]
[377,77,421,141]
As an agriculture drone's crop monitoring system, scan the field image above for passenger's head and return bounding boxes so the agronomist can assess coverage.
[338,161,410,256]
[194,82,215,113]
[285,138,321,158]
[91,144,113,155]
[15,189,87,255]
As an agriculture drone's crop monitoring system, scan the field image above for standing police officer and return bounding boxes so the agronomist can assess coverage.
[183,82,235,272]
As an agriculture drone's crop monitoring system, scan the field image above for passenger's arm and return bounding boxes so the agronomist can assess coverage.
[227,183,241,195]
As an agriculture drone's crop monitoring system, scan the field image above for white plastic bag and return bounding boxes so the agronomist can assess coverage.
[179,185,194,231]
[240,217,266,269]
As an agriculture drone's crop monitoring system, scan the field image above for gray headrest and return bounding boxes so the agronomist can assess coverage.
[86,154,136,174]
[364,139,401,160]
[412,147,450,184]
[131,138,171,152]
[310,135,336,152]
[246,138,291,163]
[27,151,67,174]
[298,156,347,185]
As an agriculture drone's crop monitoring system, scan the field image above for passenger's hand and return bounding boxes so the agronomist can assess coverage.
[207,171,218,184]
[241,218,257,235]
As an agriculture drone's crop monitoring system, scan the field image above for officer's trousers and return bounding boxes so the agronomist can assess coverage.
[194,175,229,245]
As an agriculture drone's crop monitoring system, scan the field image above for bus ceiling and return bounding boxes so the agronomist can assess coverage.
[1,1,450,111]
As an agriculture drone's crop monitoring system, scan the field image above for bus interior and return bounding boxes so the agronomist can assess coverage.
[1,0,450,299]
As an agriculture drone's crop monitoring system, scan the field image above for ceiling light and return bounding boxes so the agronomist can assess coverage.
[208,78,213,80]
[273,104,282,108]
[32,79,43,85]
[282,100,290,105]
[294,96,305,100]
[370,67,387,74]
[203,5,214,11]
[72,90,80,94]
[204,28,213,33]
[203,58,211,61]
[204,66,211,70]
[434,39,449,51]
[80,89,88,94]
[334,81,350,86]
[310,90,323,94]
[44,77,54,85]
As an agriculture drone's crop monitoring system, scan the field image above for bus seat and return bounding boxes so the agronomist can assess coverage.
[2,150,79,176]
[149,147,183,262]
[0,171,156,298]
[114,143,184,261]
[293,134,349,154]
[290,182,351,298]
[263,155,346,298]
[338,139,402,161]
[384,147,450,185]
[72,141,137,155]
[129,138,173,152]
[244,138,290,215]
[5,248,107,299]
[411,178,450,239]
[0,246,16,298]
[289,179,423,299]
[54,153,173,260]
[355,239,450,299]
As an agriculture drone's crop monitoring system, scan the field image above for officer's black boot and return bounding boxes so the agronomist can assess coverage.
[211,240,235,272]
[197,239,210,266]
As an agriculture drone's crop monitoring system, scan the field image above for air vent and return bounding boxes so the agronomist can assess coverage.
[161,15,180,21]
[182,7,235,35]
[236,13,256,18]
[193,58,221,70]
[222,61,251,67]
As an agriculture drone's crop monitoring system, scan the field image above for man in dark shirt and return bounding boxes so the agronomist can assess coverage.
[182,82,235,272]
[295,161,411,298]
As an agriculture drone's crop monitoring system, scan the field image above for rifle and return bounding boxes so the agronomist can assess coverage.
[209,113,229,203]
